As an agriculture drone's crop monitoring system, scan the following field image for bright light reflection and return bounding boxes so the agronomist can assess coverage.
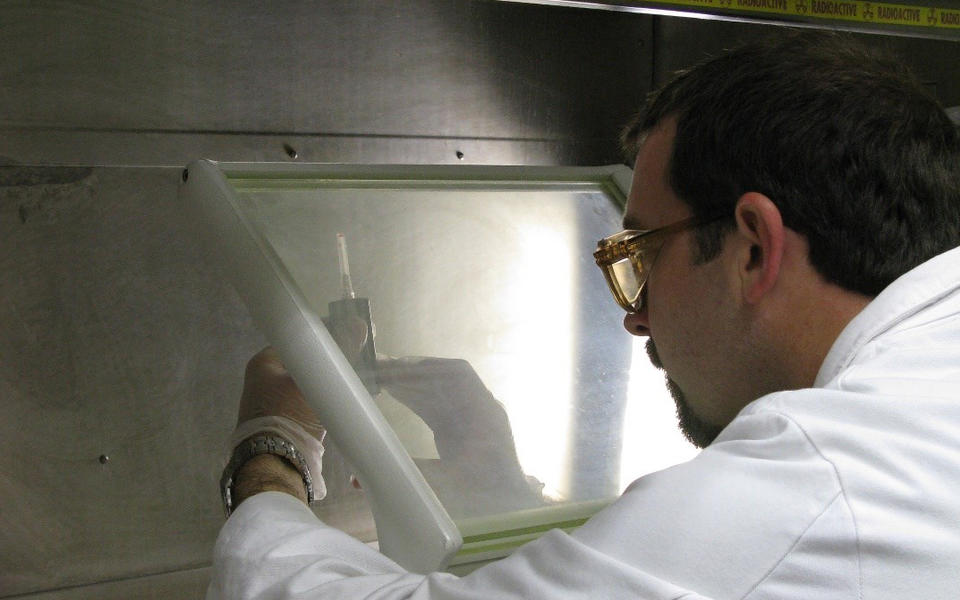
[619,336,698,491]
[492,223,573,500]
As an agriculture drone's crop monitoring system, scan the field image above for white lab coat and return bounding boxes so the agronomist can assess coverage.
[209,245,960,599]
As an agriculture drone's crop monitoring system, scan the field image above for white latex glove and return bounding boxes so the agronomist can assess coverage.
[232,347,327,501]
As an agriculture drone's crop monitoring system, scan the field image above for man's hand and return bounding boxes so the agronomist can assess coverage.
[238,347,325,439]
[229,347,326,510]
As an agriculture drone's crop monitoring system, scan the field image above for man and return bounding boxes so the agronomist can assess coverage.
[209,32,960,598]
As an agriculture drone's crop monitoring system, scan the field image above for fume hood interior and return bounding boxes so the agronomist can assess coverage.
[181,159,696,571]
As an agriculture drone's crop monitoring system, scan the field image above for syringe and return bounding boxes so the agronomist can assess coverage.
[336,232,356,300]
[326,233,379,395]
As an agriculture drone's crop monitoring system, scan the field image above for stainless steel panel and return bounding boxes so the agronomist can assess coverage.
[7,568,210,600]
[0,166,261,595]
[0,129,614,168]
[0,165,391,595]
[1,0,652,167]
[651,18,960,107]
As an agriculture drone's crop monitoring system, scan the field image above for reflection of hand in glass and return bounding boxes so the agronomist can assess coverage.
[377,357,544,517]
[326,315,544,516]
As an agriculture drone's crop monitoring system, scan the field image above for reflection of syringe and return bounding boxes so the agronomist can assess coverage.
[325,233,379,395]
[336,232,356,300]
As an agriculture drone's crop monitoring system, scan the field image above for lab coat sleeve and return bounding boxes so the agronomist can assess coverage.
[207,491,712,600]
[207,492,422,599]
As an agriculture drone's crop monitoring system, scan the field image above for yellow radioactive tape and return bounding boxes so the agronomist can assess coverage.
[627,0,960,29]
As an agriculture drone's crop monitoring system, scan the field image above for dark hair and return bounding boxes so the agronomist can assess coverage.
[623,32,960,296]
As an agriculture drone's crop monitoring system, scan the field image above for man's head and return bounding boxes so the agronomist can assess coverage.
[615,32,960,447]
[624,32,960,295]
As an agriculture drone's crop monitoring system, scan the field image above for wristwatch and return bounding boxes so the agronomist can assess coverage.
[220,433,316,516]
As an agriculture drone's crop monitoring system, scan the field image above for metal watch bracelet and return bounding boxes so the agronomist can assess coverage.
[220,433,315,516]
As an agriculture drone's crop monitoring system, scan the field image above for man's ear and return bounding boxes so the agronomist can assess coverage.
[733,192,785,305]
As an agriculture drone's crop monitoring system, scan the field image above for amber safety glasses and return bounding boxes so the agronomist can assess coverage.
[593,215,726,313]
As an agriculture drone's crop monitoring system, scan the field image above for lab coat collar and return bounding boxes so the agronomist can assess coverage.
[815,245,960,388]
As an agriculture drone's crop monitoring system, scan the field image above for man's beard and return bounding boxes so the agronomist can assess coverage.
[646,339,723,448]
